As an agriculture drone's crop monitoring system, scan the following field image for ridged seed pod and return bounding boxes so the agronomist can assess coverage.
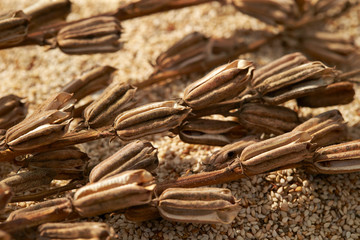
[57,16,122,54]
[84,83,137,128]
[0,11,28,48]
[114,100,191,141]
[0,94,27,130]
[234,103,299,135]
[238,131,314,174]
[38,222,115,240]
[89,140,158,183]
[183,59,254,110]
[156,187,240,224]
[178,118,247,146]
[73,169,155,217]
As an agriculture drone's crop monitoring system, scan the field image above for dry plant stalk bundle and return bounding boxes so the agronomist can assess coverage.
[0,0,360,238]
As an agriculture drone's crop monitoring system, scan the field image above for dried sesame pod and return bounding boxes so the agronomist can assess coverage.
[183,59,254,110]
[300,31,359,66]
[0,94,27,130]
[0,198,73,232]
[255,61,335,96]
[252,52,308,88]
[156,187,240,224]
[5,115,70,151]
[73,169,155,217]
[0,11,29,48]
[38,222,115,240]
[239,131,314,174]
[124,204,161,222]
[296,81,354,107]
[178,118,247,146]
[292,110,347,147]
[140,32,246,89]
[204,135,259,171]
[114,100,191,141]
[24,0,71,33]
[0,169,56,193]
[0,183,13,212]
[308,140,360,174]
[89,140,158,183]
[234,103,299,135]
[57,16,123,54]
[84,83,137,128]
[21,146,89,180]
[231,0,299,26]
[61,65,117,101]
[32,92,74,115]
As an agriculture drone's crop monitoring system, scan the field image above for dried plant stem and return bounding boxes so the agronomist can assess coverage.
[155,164,245,195]
[10,180,86,202]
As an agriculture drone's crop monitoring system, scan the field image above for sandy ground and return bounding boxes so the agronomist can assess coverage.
[1,0,360,239]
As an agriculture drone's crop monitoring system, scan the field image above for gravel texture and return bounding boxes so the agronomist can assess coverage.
[1,0,360,239]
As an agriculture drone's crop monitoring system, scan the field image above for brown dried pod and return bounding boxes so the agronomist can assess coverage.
[32,92,74,115]
[178,118,247,146]
[5,111,71,151]
[114,100,191,141]
[23,0,71,32]
[0,198,73,232]
[0,230,10,240]
[0,94,27,130]
[139,32,246,89]
[183,59,254,110]
[251,52,308,89]
[231,0,300,26]
[254,61,336,104]
[124,204,161,223]
[19,146,89,180]
[238,131,314,175]
[0,183,13,212]
[0,11,29,48]
[156,187,240,224]
[84,83,137,128]
[0,169,56,193]
[61,65,117,101]
[37,222,115,240]
[204,135,259,171]
[73,169,155,217]
[299,31,359,66]
[57,16,123,54]
[89,140,158,183]
[292,110,347,147]
[308,140,360,174]
[234,103,299,135]
[296,81,354,107]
